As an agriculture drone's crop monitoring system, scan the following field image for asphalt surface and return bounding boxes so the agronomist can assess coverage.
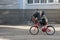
[0,24,60,40]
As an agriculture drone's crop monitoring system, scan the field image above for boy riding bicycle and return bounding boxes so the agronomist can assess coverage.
[31,9,48,27]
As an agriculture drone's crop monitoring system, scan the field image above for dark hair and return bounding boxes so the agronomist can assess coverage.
[36,9,39,11]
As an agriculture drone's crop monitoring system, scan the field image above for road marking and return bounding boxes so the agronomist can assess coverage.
[0,25,60,31]
[0,38,9,40]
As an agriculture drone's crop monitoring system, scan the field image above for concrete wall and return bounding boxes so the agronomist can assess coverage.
[0,9,60,25]
[0,0,26,9]
[0,0,19,9]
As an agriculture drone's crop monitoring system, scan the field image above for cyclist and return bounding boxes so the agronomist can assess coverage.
[31,9,48,26]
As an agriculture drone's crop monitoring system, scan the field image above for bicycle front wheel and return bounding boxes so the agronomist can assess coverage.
[46,26,55,35]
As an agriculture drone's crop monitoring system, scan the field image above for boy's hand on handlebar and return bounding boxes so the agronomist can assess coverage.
[35,18,38,20]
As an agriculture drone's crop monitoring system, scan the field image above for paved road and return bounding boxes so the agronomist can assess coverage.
[0,24,60,40]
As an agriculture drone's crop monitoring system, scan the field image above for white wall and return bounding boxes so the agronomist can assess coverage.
[0,0,60,9]
[23,0,60,9]
[25,4,60,9]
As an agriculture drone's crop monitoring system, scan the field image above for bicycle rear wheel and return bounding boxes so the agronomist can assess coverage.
[29,26,39,35]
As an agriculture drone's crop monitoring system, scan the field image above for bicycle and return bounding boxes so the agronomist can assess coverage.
[29,18,55,35]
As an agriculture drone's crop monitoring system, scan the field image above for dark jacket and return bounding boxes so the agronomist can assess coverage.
[33,12,41,20]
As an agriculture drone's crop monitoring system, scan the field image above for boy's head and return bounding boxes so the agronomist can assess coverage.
[36,9,39,12]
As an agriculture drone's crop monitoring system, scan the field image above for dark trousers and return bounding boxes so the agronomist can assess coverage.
[39,19,46,26]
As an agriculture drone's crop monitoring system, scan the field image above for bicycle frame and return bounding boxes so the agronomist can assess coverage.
[33,20,48,32]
